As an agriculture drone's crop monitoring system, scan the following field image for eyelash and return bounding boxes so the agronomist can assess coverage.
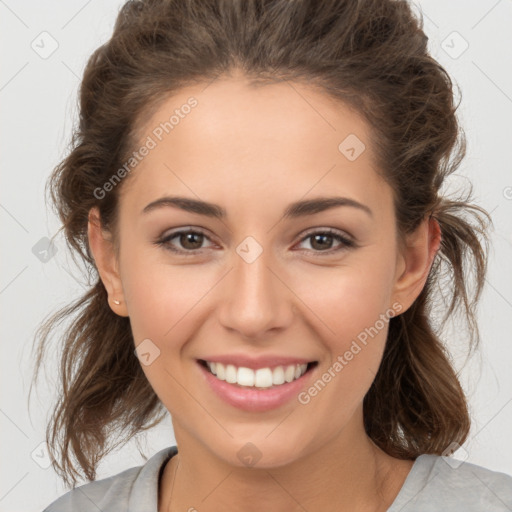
[154,227,356,257]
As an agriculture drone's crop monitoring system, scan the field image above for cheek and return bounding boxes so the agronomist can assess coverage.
[291,254,395,345]
[120,251,214,406]
[119,227,191,321]
[120,245,228,401]
[288,253,397,399]
[122,256,207,347]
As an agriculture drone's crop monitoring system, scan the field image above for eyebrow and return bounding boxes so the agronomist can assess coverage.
[141,195,373,219]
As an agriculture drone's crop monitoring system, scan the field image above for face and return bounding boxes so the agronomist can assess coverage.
[89,74,438,469]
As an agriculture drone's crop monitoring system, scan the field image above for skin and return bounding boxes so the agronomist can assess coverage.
[88,72,441,512]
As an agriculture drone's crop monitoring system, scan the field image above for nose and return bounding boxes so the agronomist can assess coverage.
[217,246,295,340]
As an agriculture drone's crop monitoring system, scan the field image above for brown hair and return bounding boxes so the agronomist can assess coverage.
[29,0,492,487]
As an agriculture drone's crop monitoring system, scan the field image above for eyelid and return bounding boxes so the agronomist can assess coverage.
[299,226,354,243]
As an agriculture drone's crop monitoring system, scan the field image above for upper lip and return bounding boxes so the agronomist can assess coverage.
[198,355,317,370]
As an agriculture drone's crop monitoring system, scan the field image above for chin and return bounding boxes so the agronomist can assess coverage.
[206,433,312,470]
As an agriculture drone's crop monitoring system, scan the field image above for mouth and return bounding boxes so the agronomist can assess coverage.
[197,359,319,389]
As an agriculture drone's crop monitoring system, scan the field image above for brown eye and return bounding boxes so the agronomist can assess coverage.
[156,228,214,255]
[297,229,355,254]
[177,232,205,250]
[310,233,335,251]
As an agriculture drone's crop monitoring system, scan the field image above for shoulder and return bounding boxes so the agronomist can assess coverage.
[41,446,177,512]
[389,454,512,511]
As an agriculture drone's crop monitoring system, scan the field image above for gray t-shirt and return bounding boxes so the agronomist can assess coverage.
[42,445,512,511]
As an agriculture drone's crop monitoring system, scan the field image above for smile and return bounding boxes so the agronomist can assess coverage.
[200,360,316,388]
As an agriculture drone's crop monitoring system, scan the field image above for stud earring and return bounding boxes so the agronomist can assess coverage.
[112,299,121,305]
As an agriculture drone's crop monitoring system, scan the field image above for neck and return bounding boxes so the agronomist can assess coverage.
[159,412,412,512]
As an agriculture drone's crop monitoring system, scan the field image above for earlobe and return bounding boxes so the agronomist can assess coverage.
[391,216,442,313]
[87,207,129,317]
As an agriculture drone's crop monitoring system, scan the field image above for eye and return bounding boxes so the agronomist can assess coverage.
[155,228,215,256]
[155,227,356,257]
[295,228,355,254]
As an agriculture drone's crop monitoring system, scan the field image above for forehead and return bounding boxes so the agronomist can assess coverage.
[119,77,391,220]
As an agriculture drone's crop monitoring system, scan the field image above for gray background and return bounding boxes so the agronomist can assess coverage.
[1,0,511,510]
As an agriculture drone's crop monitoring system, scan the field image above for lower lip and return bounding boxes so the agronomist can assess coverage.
[197,361,316,412]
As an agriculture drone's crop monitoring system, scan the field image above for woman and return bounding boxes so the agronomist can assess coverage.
[34,0,512,510]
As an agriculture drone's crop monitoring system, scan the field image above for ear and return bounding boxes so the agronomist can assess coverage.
[87,207,129,317]
[391,215,441,314]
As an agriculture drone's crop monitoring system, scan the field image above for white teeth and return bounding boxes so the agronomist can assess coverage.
[254,368,273,388]
[237,367,255,386]
[272,366,285,385]
[284,365,296,383]
[215,362,225,380]
[204,361,309,388]
[225,364,237,383]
